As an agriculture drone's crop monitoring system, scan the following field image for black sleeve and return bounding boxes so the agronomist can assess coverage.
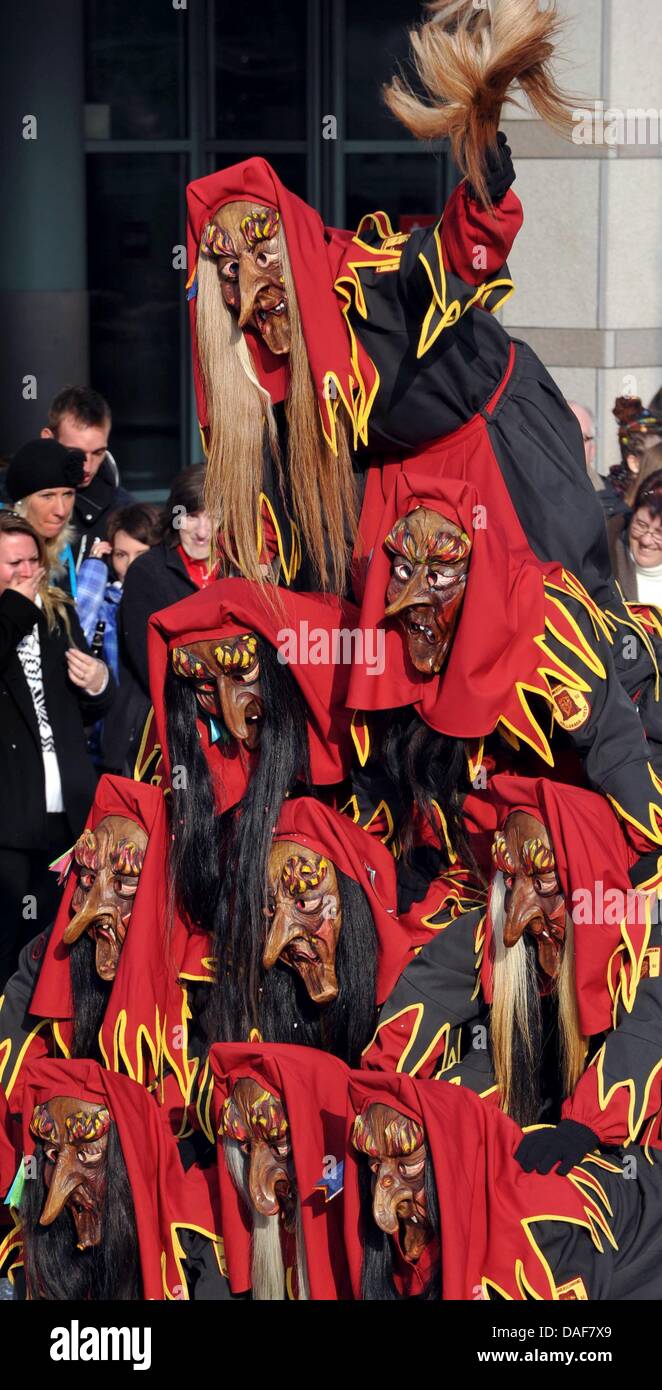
[66,608,116,720]
[177,1228,243,1301]
[0,590,41,670]
[545,591,662,849]
[362,907,484,1076]
[119,554,163,697]
[563,920,662,1145]
[0,929,52,1100]
[527,1217,614,1301]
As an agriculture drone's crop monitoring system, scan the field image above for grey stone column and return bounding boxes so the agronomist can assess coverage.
[499,0,662,480]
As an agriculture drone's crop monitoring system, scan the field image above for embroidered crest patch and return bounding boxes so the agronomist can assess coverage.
[556,1276,588,1300]
[551,684,591,731]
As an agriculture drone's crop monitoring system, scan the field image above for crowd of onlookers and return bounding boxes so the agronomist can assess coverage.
[0,386,217,986]
[0,380,661,990]
[569,392,662,603]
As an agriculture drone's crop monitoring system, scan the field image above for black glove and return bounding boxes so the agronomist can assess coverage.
[466,131,516,204]
[515,1120,601,1176]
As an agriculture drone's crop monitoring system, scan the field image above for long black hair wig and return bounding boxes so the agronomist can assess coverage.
[204,863,378,1067]
[69,932,109,1062]
[165,635,311,935]
[359,1150,441,1301]
[378,710,472,861]
[21,1124,141,1301]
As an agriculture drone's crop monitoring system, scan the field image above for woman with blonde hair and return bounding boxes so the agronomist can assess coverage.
[0,510,113,988]
[3,437,84,595]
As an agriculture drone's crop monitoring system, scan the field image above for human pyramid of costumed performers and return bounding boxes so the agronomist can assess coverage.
[3,1,662,1302]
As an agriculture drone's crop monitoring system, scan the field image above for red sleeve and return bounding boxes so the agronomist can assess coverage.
[441,181,524,286]
[561,1061,662,1147]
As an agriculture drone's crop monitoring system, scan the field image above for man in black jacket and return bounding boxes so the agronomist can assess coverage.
[40,386,133,568]
[0,513,114,988]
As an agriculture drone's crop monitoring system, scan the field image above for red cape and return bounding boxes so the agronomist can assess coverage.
[18,1058,222,1301]
[347,471,608,766]
[147,579,357,812]
[463,774,647,1037]
[345,1071,619,1301]
[29,777,191,1101]
[209,1042,351,1299]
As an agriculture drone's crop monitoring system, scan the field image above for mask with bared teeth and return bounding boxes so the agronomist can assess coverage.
[30,1097,111,1251]
[353,1103,432,1262]
[492,811,566,982]
[384,507,471,675]
[262,841,341,1005]
[201,202,290,355]
[63,817,148,982]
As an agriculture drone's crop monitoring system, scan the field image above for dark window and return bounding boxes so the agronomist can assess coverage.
[211,1,308,141]
[346,0,417,141]
[86,154,184,494]
[84,0,188,140]
[83,1,455,493]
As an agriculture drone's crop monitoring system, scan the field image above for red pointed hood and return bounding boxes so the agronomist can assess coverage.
[209,1042,351,1299]
[463,774,647,1037]
[18,1058,222,1301]
[147,579,358,812]
[348,471,561,737]
[345,1071,616,1301]
[29,777,190,1100]
[186,157,392,452]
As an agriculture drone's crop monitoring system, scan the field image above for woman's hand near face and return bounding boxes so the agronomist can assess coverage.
[10,566,46,604]
[65,647,107,694]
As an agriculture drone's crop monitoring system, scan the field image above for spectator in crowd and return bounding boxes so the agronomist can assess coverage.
[76,503,162,775]
[120,465,215,698]
[609,469,662,605]
[568,401,600,489]
[605,443,662,578]
[41,385,133,570]
[76,502,163,679]
[3,438,84,594]
[0,512,114,988]
[650,385,662,417]
[600,396,662,521]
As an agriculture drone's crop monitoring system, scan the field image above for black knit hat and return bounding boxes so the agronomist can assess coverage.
[5,439,85,503]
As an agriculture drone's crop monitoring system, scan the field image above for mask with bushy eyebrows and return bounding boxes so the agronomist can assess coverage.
[491,811,566,981]
[353,1103,432,1262]
[171,633,263,750]
[63,816,148,982]
[384,507,471,675]
[262,840,342,1005]
[221,1077,296,1232]
[30,1096,111,1251]
[201,201,290,355]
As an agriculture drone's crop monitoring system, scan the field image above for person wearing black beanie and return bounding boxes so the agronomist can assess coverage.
[5,439,85,505]
[2,439,85,597]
